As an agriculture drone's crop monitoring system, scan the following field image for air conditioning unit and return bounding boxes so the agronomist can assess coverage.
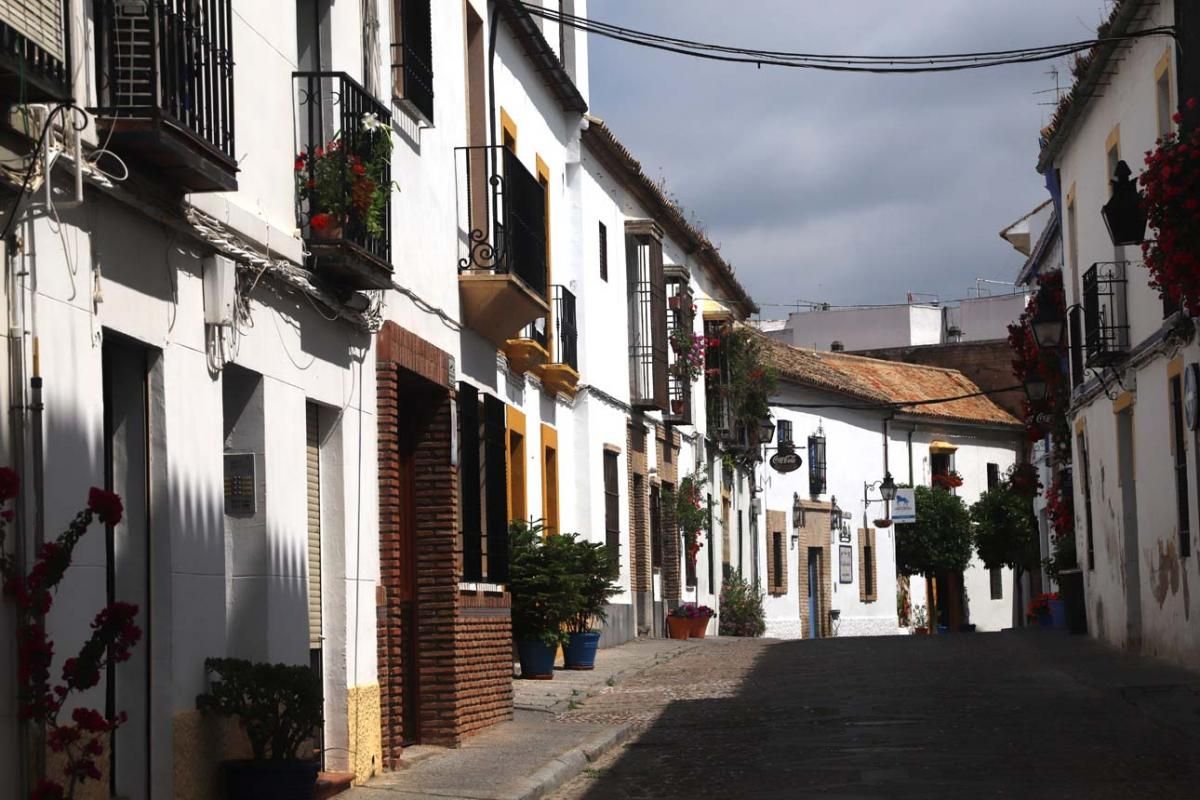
[109,0,154,109]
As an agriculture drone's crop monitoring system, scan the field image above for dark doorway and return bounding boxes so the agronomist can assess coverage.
[395,415,420,745]
[102,336,156,800]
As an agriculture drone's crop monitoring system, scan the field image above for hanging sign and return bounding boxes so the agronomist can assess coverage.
[770,450,803,473]
[892,488,917,524]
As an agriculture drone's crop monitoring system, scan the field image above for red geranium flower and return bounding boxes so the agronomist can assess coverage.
[311,213,334,232]
[87,488,123,526]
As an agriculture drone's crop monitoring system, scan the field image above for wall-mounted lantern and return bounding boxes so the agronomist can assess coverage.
[1029,289,1066,350]
[1101,160,1147,246]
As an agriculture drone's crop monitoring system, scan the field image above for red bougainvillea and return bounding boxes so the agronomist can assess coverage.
[0,469,141,800]
[1007,271,1071,461]
[1141,98,1200,314]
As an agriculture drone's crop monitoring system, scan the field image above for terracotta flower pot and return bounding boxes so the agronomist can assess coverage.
[671,400,684,415]
[688,616,710,639]
[666,616,690,640]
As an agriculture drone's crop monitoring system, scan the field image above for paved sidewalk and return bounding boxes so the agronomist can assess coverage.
[345,636,696,800]
[514,637,696,712]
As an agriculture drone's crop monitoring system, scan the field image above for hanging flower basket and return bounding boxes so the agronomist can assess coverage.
[1140,98,1200,314]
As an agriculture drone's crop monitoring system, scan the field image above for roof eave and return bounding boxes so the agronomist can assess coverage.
[497,0,588,115]
[1036,0,1150,173]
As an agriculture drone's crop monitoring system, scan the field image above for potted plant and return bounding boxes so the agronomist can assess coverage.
[666,606,691,640]
[296,112,393,241]
[673,603,715,639]
[196,658,323,800]
[717,570,765,638]
[911,603,929,635]
[931,470,964,491]
[562,534,621,670]
[1026,593,1056,627]
[508,521,574,679]
[669,327,706,387]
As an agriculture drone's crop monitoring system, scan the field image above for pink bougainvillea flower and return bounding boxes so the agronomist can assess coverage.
[87,488,123,526]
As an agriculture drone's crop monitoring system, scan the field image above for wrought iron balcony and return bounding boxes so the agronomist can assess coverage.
[665,275,694,425]
[1082,261,1129,368]
[0,0,71,102]
[93,0,236,192]
[705,319,736,441]
[294,71,393,290]
[541,285,579,396]
[456,145,549,345]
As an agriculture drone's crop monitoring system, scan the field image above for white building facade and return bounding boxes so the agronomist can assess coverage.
[1038,0,1200,667]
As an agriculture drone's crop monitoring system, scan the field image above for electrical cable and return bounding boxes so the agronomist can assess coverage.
[520,2,1175,74]
[0,102,84,241]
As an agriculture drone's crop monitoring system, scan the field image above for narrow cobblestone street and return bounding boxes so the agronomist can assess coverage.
[550,633,1200,799]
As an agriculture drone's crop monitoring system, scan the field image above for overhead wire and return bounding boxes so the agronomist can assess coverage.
[519,2,1175,74]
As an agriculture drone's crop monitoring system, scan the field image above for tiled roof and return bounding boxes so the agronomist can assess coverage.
[581,117,758,317]
[497,0,588,114]
[759,333,1021,428]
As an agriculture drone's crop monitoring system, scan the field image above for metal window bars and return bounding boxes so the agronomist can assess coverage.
[705,319,735,441]
[665,277,693,424]
[390,0,433,123]
[0,0,72,101]
[294,71,392,272]
[1081,261,1130,368]
[456,145,548,299]
[93,0,236,163]
[516,285,577,369]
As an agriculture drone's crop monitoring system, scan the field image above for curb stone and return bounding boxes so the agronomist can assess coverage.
[514,722,634,800]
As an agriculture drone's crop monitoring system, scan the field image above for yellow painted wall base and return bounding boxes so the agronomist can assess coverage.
[172,709,252,800]
[348,683,382,785]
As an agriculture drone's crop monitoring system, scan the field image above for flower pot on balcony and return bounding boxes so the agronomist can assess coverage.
[669,294,684,310]
[671,400,684,415]
[666,616,690,640]
[563,631,602,670]
[516,639,557,679]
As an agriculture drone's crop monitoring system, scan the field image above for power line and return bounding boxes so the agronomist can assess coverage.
[520,2,1174,75]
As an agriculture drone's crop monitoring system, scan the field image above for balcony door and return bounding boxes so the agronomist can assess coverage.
[296,0,334,147]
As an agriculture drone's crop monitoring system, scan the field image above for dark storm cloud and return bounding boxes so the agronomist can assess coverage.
[587,0,1110,309]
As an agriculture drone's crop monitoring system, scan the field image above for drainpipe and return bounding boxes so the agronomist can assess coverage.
[6,233,29,800]
[488,2,500,151]
[906,427,914,486]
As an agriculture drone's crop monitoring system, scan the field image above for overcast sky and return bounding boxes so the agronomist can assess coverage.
[587,0,1112,314]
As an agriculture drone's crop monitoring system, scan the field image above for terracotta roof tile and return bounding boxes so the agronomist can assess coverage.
[759,333,1021,428]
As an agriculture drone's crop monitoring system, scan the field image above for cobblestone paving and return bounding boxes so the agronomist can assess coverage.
[550,632,1200,799]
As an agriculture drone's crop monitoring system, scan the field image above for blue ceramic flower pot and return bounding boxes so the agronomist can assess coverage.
[564,631,602,670]
[517,639,556,679]
[1049,598,1067,629]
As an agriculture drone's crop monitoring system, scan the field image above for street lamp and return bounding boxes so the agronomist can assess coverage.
[1024,374,1049,403]
[880,472,897,502]
[758,415,776,445]
[1029,293,1066,350]
[1101,160,1147,246]
[829,495,840,526]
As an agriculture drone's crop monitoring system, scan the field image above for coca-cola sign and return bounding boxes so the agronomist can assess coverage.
[769,450,802,473]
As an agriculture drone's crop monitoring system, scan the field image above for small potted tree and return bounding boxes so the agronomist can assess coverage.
[508,521,575,679]
[196,657,323,800]
[562,534,621,669]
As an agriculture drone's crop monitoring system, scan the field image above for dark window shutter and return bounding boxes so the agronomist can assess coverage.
[603,451,620,574]
[987,463,1000,490]
[505,150,548,297]
[483,394,509,582]
[458,383,482,581]
[394,0,434,122]
[650,239,668,408]
[599,221,608,281]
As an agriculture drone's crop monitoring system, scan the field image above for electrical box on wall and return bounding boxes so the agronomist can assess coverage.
[203,254,236,326]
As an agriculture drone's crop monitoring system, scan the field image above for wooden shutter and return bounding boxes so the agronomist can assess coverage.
[483,395,509,583]
[458,383,483,581]
[858,528,876,602]
[649,239,668,409]
[603,451,620,574]
[598,221,608,281]
[394,0,434,121]
[306,403,322,649]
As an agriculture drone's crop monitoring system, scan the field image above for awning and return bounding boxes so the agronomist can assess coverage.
[929,440,958,453]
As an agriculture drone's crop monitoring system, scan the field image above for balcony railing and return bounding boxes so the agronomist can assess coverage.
[93,0,236,190]
[456,145,548,300]
[705,319,735,441]
[294,71,392,288]
[550,285,578,370]
[665,277,693,425]
[0,1,71,102]
[1082,261,1129,368]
